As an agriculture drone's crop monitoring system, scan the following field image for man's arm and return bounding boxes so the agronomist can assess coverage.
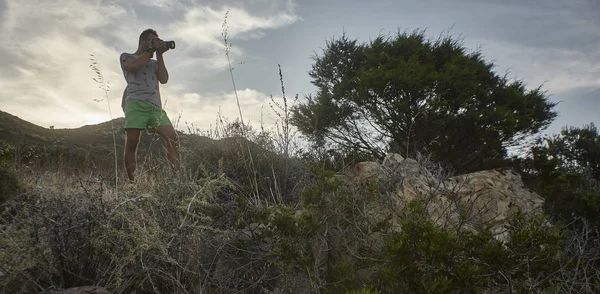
[157,52,169,84]
[121,87,127,112]
[122,52,152,72]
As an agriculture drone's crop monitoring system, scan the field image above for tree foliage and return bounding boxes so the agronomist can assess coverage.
[515,123,600,222]
[292,30,557,173]
[539,123,600,180]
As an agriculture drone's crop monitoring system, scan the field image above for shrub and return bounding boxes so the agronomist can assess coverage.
[182,135,311,204]
[293,168,600,293]
[0,164,18,204]
[0,158,321,294]
[0,140,14,165]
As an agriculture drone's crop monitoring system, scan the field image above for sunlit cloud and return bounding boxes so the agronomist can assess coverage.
[163,88,284,131]
[0,0,299,129]
[0,0,595,135]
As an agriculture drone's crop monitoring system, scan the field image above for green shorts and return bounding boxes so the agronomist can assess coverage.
[124,100,172,132]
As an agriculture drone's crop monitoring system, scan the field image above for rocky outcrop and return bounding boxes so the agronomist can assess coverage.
[298,153,549,285]
[350,153,544,240]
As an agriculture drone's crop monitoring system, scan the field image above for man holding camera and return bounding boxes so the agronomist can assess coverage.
[120,28,179,183]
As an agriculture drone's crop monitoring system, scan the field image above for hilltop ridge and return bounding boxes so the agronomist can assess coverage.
[0,110,127,147]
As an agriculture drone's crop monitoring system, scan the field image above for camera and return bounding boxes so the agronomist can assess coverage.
[164,41,175,49]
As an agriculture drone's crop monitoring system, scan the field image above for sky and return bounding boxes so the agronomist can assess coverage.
[0,0,598,137]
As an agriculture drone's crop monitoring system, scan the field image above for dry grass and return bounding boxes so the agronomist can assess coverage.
[1,145,600,293]
[0,153,315,293]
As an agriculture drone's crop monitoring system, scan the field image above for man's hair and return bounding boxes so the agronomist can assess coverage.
[139,29,158,44]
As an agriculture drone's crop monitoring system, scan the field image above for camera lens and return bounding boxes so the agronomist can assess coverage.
[165,41,176,49]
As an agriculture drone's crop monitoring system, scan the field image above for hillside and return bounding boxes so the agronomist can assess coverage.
[1,110,599,294]
[0,110,210,159]
[0,109,290,186]
[0,110,126,147]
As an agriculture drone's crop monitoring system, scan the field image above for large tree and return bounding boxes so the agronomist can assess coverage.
[292,30,558,173]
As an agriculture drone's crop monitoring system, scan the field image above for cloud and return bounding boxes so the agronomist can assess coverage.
[0,0,299,129]
[468,38,600,93]
[423,0,598,94]
[546,86,600,134]
[1,0,593,136]
[139,0,179,9]
[398,0,598,94]
[479,2,599,52]
[162,87,285,132]
[0,0,130,127]
[163,5,299,70]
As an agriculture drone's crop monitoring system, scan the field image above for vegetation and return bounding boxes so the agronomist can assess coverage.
[513,123,600,222]
[0,25,599,294]
[0,163,19,204]
[291,30,558,174]
[2,144,599,293]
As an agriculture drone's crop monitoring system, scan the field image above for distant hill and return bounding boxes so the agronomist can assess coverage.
[0,109,276,172]
[0,110,128,147]
[0,110,210,152]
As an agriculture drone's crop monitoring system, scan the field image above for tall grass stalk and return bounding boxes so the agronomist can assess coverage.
[269,64,298,158]
[220,10,300,205]
[89,54,118,197]
[268,64,299,204]
[221,9,262,204]
[222,10,245,129]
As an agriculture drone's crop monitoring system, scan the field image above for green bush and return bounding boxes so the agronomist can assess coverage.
[512,123,600,223]
[541,172,600,222]
[0,164,18,204]
[293,169,600,293]
[367,211,565,293]
[183,136,311,204]
[380,218,489,292]
[0,140,14,165]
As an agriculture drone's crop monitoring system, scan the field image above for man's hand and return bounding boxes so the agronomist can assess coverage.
[155,38,169,84]
[141,38,154,53]
[154,38,169,54]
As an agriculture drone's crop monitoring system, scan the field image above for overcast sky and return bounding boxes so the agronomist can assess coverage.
[0,0,598,136]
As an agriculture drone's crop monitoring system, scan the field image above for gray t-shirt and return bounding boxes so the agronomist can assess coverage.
[120,53,162,108]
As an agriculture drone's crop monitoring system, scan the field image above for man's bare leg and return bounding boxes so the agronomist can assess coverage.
[124,129,142,182]
[156,125,181,169]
